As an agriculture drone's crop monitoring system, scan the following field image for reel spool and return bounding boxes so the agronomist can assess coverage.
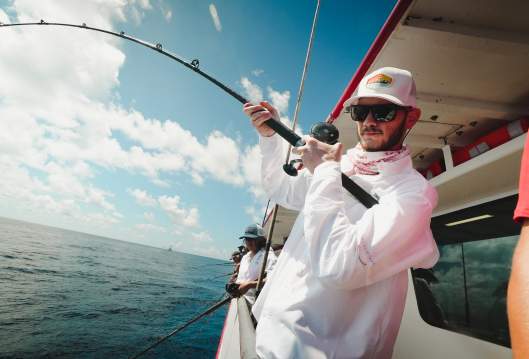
[282,122,340,176]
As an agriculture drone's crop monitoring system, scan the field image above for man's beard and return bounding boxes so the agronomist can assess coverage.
[359,120,407,152]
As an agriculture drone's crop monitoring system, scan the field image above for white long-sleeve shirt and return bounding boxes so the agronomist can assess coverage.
[236,248,277,305]
[252,135,439,359]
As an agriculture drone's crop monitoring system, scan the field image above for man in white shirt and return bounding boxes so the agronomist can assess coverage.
[235,223,277,305]
[242,67,439,358]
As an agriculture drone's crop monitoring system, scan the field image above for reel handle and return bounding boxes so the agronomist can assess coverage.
[282,122,340,176]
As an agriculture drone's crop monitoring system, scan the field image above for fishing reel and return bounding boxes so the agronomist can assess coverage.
[283,122,340,176]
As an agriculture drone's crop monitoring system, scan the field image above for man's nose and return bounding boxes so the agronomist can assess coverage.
[363,111,378,127]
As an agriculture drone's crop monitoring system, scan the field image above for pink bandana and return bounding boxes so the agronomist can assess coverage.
[345,144,410,175]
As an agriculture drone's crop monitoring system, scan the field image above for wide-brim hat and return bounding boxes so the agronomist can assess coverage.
[239,223,265,239]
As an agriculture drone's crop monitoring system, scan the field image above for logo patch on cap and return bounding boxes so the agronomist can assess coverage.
[366,74,392,88]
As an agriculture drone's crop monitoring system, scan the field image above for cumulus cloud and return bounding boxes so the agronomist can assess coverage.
[163,9,172,21]
[252,69,264,77]
[191,231,213,242]
[135,223,166,232]
[0,1,293,258]
[190,244,230,259]
[240,77,263,103]
[144,211,155,221]
[267,87,291,115]
[208,4,222,32]
[239,77,292,119]
[158,195,199,228]
[241,144,266,199]
[128,188,157,206]
[138,0,152,10]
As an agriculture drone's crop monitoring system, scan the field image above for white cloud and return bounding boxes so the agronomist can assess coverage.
[190,244,229,260]
[128,188,157,206]
[158,1,172,22]
[252,69,264,77]
[241,145,266,199]
[245,206,261,223]
[267,87,290,115]
[208,4,222,32]
[163,9,172,21]
[144,211,155,221]
[239,77,291,117]
[135,223,166,232]
[240,77,263,103]
[158,195,199,228]
[138,0,152,10]
[0,1,292,258]
[191,231,213,242]
[190,171,204,185]
[111,112,246,186]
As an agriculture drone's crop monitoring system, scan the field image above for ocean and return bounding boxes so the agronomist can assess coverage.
[0,217,231,359]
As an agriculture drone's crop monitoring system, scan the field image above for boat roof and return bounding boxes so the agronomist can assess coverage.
[264,0,529,245]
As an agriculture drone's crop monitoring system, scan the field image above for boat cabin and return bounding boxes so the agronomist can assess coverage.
[218,0,528,357]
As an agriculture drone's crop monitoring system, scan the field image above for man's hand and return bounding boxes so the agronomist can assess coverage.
[292,136,344,173]
[242,101,279,137]
[237,280,257,295]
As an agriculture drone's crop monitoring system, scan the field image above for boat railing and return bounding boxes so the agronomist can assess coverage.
[237,297,258,359]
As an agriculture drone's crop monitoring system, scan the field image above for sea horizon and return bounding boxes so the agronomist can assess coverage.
[0,215,227,262]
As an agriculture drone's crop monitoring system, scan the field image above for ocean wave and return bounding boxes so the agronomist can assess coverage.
[3,266,60,275]
[4,266,34,274]
[169,297,219,308]
[103,306,142,315]
[83,313,100,319]
[62,311,83,318]
[68,244,97,252]
[1,254,17,259]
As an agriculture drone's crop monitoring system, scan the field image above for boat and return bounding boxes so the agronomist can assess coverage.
[216,0,528,357]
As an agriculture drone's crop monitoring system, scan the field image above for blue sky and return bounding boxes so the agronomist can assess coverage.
[0,0,395,259]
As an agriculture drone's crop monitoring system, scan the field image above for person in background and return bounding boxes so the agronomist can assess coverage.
[238,245,248,256]
[508,134,529,358]
[235,224,277,305]
[228,250,242,284]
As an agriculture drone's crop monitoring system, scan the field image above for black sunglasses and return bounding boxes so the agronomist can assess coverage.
[348,104,410,122]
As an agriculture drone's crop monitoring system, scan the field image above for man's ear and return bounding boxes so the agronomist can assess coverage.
[405,108,421,129]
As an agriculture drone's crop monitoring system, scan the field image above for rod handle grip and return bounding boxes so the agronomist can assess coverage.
[264,118,305,147]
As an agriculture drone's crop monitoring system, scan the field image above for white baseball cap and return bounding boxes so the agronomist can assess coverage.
[343,67,417,109]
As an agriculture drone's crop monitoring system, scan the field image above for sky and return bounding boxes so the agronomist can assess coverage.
[0,0,396,259]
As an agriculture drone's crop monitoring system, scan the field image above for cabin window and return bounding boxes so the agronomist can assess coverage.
[412,195,520,347]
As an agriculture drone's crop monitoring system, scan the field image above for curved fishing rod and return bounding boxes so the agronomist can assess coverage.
[129,295,232,359]
[0,19,303,147]
[0,20,377,208]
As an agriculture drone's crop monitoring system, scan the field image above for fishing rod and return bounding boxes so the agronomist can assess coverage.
[129,295,232,359]
[0,20,302,147]
[0,20,377,208]
[207,272,233,280]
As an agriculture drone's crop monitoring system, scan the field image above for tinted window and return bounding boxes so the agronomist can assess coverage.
[412,195,520,347]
